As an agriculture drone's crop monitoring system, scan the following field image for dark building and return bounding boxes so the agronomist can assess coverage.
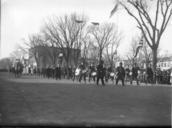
[157,56,172,70]
[29,46,81,68]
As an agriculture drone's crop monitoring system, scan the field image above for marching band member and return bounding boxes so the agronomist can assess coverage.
[96,60,105,86]
[116,62,125,86]
[79,62,86,82]
[130,63,140,85]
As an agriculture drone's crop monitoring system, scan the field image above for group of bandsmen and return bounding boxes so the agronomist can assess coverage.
[16,60,171,86]
[155,68,171,84]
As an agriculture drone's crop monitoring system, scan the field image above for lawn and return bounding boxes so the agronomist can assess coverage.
[0,73,171,127]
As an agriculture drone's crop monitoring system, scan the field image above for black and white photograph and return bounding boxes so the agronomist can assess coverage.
[0,0,172,127]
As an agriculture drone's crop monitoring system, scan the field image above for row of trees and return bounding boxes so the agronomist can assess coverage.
[9,0,172,80]
[118,0,172,73]
[17,14,121,77]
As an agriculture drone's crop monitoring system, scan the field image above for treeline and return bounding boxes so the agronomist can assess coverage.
[22,13,121,78]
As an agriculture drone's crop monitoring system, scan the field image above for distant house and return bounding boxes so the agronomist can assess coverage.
[157,56,172,70]
[29,46,81,68]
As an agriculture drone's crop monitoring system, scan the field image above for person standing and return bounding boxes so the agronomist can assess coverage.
[79,62,86,82]
[55,64,59,80]
[167,70,171,85]
[96,60,105,86]
[46,66,51,79]
[146,64,153,84]
[125,65,130,82]
[58,65,61,79]
[104,66,108,82]
[28,65,31,75]
[116,62,125,86]
[130,63,140,85]
[68,66,72,79]
[107,65,113,82]
[88,63,96,82]
[156,68,162,84]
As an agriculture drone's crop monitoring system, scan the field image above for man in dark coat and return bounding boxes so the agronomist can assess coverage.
[116,62,125,86]
[79,62,86,82]
[146,64,153,84]
[68,66,73,79]
[107,66,113,77]
[88,63,96,82]
[125,65,130,82]
[130,63,140,85]
[96,60,105,86]
[46,66,51,79]
[156,68,162,84]
[55,64,61,80]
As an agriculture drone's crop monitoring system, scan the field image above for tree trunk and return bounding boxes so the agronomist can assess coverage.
[66,61,69,79]
[66,48,70,79]
[99,49,102,62]
[152,47,157,83]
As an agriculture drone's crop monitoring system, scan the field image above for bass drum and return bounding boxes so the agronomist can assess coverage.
[92,72,97,76]
[110,72,115,77]
[75,68,81,76]
[129,72,132,76]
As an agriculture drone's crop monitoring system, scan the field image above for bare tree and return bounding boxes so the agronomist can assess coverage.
[79,30,94,65]
[104,27,121,67]
[139,41,152,68]
[24,34,47,68]
[119,0,172,73]
[88,23,117,62]
[10,43,29,62]
[42,13,87,78]
[10,50,23,61]
[87,42,99,64]
[126,35,155,69]
[126,37,138,65]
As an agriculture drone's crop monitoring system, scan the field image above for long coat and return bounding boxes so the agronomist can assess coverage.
[96,64,105,78]
[116,66,125,78]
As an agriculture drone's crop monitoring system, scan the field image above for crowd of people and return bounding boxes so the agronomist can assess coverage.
[10,60,172,86]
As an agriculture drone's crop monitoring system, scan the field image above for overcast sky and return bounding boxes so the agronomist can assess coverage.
[1,0,172,59]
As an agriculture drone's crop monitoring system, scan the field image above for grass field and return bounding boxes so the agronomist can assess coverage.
[0,73,171,127]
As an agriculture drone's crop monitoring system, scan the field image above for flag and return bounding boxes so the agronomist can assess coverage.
[134,45,142,58]
[109,0,119,18]
[75,20,84,23]
[134,39,143,58]
[91,22,99,26]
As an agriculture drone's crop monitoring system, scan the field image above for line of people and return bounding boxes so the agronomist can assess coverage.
[73,61,141,86]
[72,61,172,86]
[12,60,172,85]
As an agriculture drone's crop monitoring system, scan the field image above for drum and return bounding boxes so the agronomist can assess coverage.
[75,68,80,76]
[129,72,132,76]
[92,72,96,76]
[110,72,115,77]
